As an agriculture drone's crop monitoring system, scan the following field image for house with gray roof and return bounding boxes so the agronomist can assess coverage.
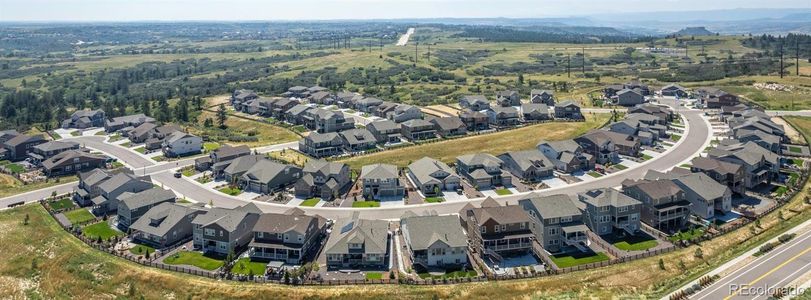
[117,187,176,231]
[407,157,461,197]
[429,116,467,137]
[2,134,45,161]
[367,120,403,145]
[621,178,690,232]
[578,188,642,235]
[284,104,313,125]
[554,100,582,120]
[690,156,745,194]
[73,169,115,206]
[575,131,620,164]
[238,159,302,194]
[460,95,491,111]
[311,108,354,133]
[194,144,251,171]
[287,86,310,98]
[487,106,520,127]
[221,155,265,183]
[643,170,732,220]
[496,90,520,107]
[340,128,377,152]
[456,153,512,189]
[325,216,390,268]
[627,103,673,123]
[520,194,588,253]
[536,139,594,173]
[105,114,155,133]
[615,89,645,106]
[388,104,423,123]
[42,149,106,177]
[62,109,106,129]
[294,160,351,201]
[660,84,688,98]
[400,119,436,141]
[28,140,80,165]
[299,132,344,158]
[531,89,555,106]
[401,215,468,268]
[458,109,490,131]
[361,164,405,200]
[231,89,259,107]
[709,141,779,188]
[309,91,335,105]
[192,203,263,255]
[162,131,202,157]
[130,202,206,248]
[521,103,550,122]
[91,172,153,215]
[355,97,384,113]
[498,150,554,182]
[461,199,534,259]
[735,129,782,153]
[248,212,327,264]
[374,102,398,119]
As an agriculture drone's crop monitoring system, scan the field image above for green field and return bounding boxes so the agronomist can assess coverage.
[217,186,242,196]
[231,258,266,276]
[613,236,659,251]
[494,188,513,196]
[588,171,603,178]
[365,272,384,280]
[424,197,444,203]
[82,222,124,241]
[164,251,224,271]
[64,209,96,224]
[550,252,610,268]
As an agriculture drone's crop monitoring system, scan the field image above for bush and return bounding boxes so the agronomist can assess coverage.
[759,242,775,254]
[778,233,796,244]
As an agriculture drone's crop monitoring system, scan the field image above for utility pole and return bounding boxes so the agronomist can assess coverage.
[567,53,571,78]
[369,40,372,53]
[582,46,586,74]
[797,39,800,76]
[780,42,784,79]
[379,36,383,52]
[415,42,418,65]
[427,45,431,62]
[347,36,350,49]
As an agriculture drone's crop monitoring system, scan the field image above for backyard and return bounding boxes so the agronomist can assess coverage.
[231,258,266,276]
[668,228,705,242]
[63,209,96,224]
[163,251,224,271]
[494,188,513,196]
[48,198,76,210]
[130,244,156,256]
[424,197,444,203]
[607,233,660,251]
[81,222,124,241]
[550,251,610,268]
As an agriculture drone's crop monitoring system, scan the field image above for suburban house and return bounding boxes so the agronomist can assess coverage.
[270,98,299,118]
[521,103,550,121]
[460,95,491,111]
[407,157,461,197]
[286,86,310,98]
[530,89,555,106]
[231,89,259,107]
[496,90,520,107]
[690,156,746,195]
[312,109,355,133]
[116,187,177,231]
[129,202,206,248]
[104,114,155,133]
[487,106,520,127]
[520,194,588,253]
[622,178,690,232]
[456,153,512,189]
[360,164,405,199]
[192,203,263,255]
[367,120,403,145]
[400,215,468,268]
[616,89,645,106]
[575,131,620,164]
[374,102,398,119]
[660,84,688,98]
[62,109,106,129]
[248,212,327,264]
[127,123,158,143]
[284,104,313,125]
[0,130,19,144]
[696,87,740,109]
[400,119,437,141]
[310,91,335,105]
[221,155,265,183]
[388,104,423,123]
[340,128,377,152]
[461,199,534,260]
[628,103,673,123]
[90,172,153,215]
[162,131,202,158]
[238,159,302,194]
[458,109,490,131]
[497,150,555,182]
[42,149,106,177]
[536,139,594,173]
[73,169,115,207]
[578,188,642,236]
[28,140,80,165]
[2,134,45,161]
[299,132,345,158]
[429,116,467,137]
[644,170,733,220]
[194,144,251,171]
[355,97,384,113]
[554,100,583,120]
[294,160,352,201]
[708,142,779,188]
[735,129,782,153]
[324,216,390,269]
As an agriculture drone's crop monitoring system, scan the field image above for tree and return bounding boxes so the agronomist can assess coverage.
[658,258,665,270]
[145,249,151,259]
[23,214,29,225]
[517,73,524,84]
[694,247,703,259]
[203,118,214,128]
[216,104,228,129]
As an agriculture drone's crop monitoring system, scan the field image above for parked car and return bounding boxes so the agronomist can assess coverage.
[174,171,182,178]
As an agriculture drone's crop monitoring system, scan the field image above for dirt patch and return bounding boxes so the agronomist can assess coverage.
[773,117,804,144]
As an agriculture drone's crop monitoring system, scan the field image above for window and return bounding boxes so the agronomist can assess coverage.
[560,216,572,223]
[204,228,215,236]
[494,225,500,233]
[480,227,486,234]
[600,206,610,212]
[548,228,559,235]
[548,218,559,225]
[277,233,283,239]
[500,224,506,232]
[618,206,628,213]
[520,222,526,229]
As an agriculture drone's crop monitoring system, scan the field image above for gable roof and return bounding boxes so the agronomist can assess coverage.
[325,217,389,255]
[4,134,44,147]
[42,150,104,170]
[401,215,466,250]
[120,187,176,210]
[129,202,205,237]
[253,212,325,235]
[241,159,297,183]
[223,155,265,175]
[408,157,455,185]
[34,140,78,152]
[523,194,582,220]
[340,128,375,145]
[430,116,466,131]
[191,203,260,232]
[457,153,502,168]
[360,164,399,180]
[580,188,641,208]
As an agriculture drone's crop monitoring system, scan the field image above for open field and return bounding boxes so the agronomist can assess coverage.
[340,113,610,169]
[192,110,300,147]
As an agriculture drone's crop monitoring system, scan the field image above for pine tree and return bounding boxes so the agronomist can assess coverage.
[216,104,228,129]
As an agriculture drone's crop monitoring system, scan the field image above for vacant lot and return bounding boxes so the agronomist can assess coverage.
[340,113,610,169]
[193,110,300,147]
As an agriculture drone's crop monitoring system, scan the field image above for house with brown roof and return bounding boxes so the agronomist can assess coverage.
[429,116,467,137]
[248,211,327,264]
[461,199,534,260]
[520,194,588,253]
[690,156,745,195]
[621,178,690,232]
[42,149,106,177]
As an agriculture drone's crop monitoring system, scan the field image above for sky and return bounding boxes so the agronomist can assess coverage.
[0,0,808,22]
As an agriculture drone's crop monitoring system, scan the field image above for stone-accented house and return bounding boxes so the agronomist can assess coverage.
[690,156,746,195]
[2,134,45,161]
[388,104,423,123]
[42,149,106,177]
[660,84,688,98]
[105,114,155,133]
[456,153,512,189]
[429,116,467,138]
[299,132,344,158]
[367,120,403,145]
[360,164,405,199]
[28,140,80,165]
[340,128,377,152]
[400,119,436,141]
[248,211,327,264]
[192,203,263,255]
[401,215,468,268]
[487,106,520,127]
[622,178,689,232]
[460,95,491,111]
[324,216,390,268]
[407,157,461,197]
[554,100,583,120]
[294,160,351,201]
[578,189,641,236]
[461,199,534,259]
[162,131,202,158]
[62,109,106,129]
[238,159,302,194]
[194,145,251,171]
[130,202,206,248]
[531,89,555,106]
[117,187,176,231]
[520,194,588,253]
[458,109,490,131]
[521,103,550,122]
[536,141,594,174]
[496,90,520,107]
[498,150,554,182]
[616,89,645,106]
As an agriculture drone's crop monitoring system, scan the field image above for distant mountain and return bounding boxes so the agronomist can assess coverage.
[673,27,715,36]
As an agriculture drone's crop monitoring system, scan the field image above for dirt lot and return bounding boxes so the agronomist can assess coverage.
[773,117,804,144]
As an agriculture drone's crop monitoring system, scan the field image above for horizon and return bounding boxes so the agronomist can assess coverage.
[0,0,808,22]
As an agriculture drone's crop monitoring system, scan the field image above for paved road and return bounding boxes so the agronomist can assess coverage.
[690,228,811,300]
[0,182,76,209]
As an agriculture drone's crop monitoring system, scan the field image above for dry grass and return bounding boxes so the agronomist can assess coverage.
[339,113,610,169]
[192,110,299,147]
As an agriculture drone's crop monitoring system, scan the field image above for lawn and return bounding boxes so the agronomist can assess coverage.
[669,228,705,242]
[494,188,513,196]
[108,134,122,142]
[641,154,653,161]
[587,171,603,178]
[774,186,788,196]
[424,197,444,203]
[129,244,156,256]
[670,134,682,142]
[110,161,124,169]
[82,222,124,241]
[195,175,213,184]
[339,113,610,169]
[181,167,196,177]
[299,198,320,207]
[788,172,800,186]
[163,251,224,271]
[791,159,804,167]
[120,141,132,147]
[613,237,659,251]
[231,258,266,276]
[613,164,628,170]
[789,146,802,153]
[365,272,383,280]
[203,142,220,153]
[217,186,242,196]
[2,162,25,174]
[63,209,95,224]
[70,131,81,137]
[133,146,146,154]
[152,155,165,162]
[291,125,307,133]
[49,131,62,139]
[550,251,610,268]
[352,201,380,208]
[48,198,76,210]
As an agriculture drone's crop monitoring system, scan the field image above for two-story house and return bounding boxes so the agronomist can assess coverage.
[496,90,520,107]
[91,172,153,215]
[194,144,251,171]
[299,132,345,158]
[61,109,106,129]
[520,194,588,253]
[458,109,490,131]
[530,89,555,106]
[129,202,206,248]
[574,131,620,164]
[294,160,351,201]
[456,153,512,189]
[621,178,690,232]
[2,134,45,161]
[497,150,554,182]
[324,216,390,269]
[461,199,534,260]
[460,95,491,111]
[401,215,468,268]
[28,140,80,165]
[536,140,594,173]
[554,100,583,120]
[340,128,377,152]
[690,156,746,195]
[521,103,551,122]
[238,160,302,194]
[42,149,107,177]
[312,109,355,133]
[192,203,262,255]
[248,212,327,264]
[117,187,177,231]
[578,188,642,236]
[388,104,422,123]
[487,106,520,127]
[360,164,405,199]
[660,84,688,98]
[367,120,403,145]
[407,157,461,197]
[429,116,467,138]
[400,119,437,141]
[162,131,202,158]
